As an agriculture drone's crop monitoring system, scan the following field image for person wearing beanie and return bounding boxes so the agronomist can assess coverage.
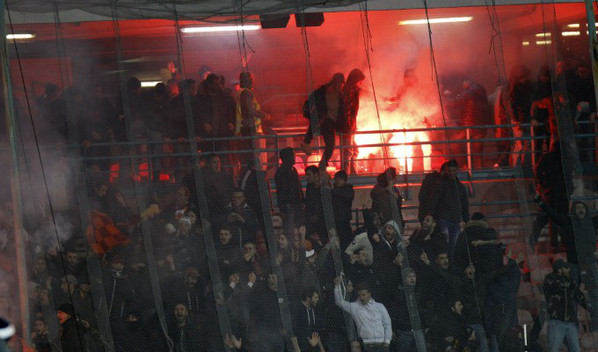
[173,214,204,270]
[275,147,305,237]
[544,258,588,352]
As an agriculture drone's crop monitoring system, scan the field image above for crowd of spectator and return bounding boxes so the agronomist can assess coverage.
[0,56,596,352]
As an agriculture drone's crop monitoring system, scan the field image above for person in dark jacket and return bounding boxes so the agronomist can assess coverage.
[198,154,234,215]
[31,319,52,352]
[531,144,572,250]
[484,255,520,352]
[457,265,490,352]
[215,227,242,268]
[340,68,366,174]
[428,300,476,352]
[301,73,346,169]
[238,159,268,231]
[102,254,136,321]
[425,160,470,260]
[247,273,286,351]
[371,220,403,298]
[446,79,491,168]
[387,268,425,352]
[292,287,324,352]
[407,214,448,273]
[275,147,304,236]
[417,250,458,326]
[418,171,442,222]
[168,303,208,352]
[370,168,404,227]
[163,267,205,319]
[536,197,596,267]
[530,66,553,164]
[537,196,598,329]
[453,212,500,275]
[506,65,534,168]
[56,303,87,352]
[332,171,354,250]
[544,259,588,352]
[304,166,326,246]
[221,189,258,246]
[195,73,235,152]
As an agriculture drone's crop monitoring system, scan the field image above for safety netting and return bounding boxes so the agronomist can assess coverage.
[0,1,597,352]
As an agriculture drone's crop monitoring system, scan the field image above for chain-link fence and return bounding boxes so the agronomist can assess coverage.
[1,3,598,352]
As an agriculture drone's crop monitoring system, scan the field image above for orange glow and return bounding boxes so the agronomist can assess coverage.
[354,91,435,174]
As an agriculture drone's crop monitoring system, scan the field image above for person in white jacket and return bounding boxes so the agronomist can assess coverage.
[333,276,392,352]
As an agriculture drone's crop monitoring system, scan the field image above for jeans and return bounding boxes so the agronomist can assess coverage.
[469,323,489,352]
[304,118,336,168]
[339,132,357,174]
[580,263,598,331]
[547,320,580,352]
[437,218,461,260]
[511,124,531,168]
[363,343,389,352]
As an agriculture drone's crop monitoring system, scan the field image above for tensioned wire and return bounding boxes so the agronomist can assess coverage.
[109,1,174,350]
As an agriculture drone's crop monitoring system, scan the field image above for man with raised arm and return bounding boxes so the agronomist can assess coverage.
[333,277,392,352]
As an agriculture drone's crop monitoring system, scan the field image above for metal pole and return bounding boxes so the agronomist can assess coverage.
[0,0,30,343]
[585,0,598,114]
[466,127,472,172]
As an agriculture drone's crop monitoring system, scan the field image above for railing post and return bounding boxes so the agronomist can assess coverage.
[466,127,473,172]
[536,123,540,168]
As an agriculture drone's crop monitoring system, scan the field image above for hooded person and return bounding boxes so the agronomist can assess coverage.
[370,220,404,298]
[345,232,374,266]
